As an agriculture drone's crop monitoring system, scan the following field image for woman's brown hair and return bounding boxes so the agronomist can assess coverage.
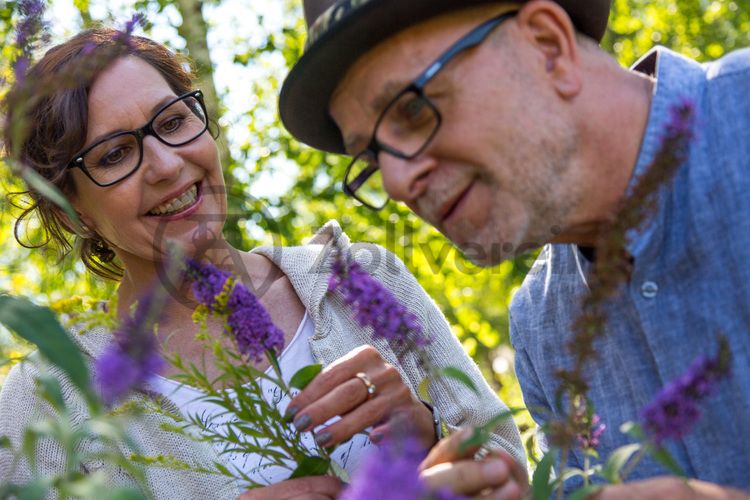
[3,28,195,280]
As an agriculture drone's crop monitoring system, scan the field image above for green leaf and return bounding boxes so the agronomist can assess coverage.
[438,366,478,395]
[649,445,686,477]
[569,485,603,500]
[417,378,431,401]
[0,435,11,448]
[20,167,79,225]
[619,421,645,441]
[14,480,49,500]
[289,455,330,479]
[0,295,92,400]
[289,364,323,390]
[459,427,490,453]
[601,443,641,483]
[36,374,67,410]
[97,488,147,500]
[532,449,557,500]
[459,408,524,453]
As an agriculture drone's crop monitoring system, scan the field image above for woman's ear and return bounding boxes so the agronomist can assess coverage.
[52,202,97,238]
[516,0,584,99]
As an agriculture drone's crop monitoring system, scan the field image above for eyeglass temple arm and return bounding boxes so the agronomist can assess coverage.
[414,12,517,88]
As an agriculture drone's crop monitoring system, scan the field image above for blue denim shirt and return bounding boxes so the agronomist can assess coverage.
[510,47,750,489]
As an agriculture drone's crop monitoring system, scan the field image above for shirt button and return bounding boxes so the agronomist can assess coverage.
[641,281,659,299]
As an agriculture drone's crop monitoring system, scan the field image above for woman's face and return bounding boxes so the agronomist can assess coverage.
[69,55,227,273]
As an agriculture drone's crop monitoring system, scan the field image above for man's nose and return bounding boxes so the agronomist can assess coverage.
[378,151,435,204]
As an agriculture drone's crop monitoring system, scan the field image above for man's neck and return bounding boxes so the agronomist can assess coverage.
[555,57,655,248]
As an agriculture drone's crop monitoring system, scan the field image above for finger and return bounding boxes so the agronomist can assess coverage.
[422,458,511,496]
[237,476,343,500]
[293,360,404,431]
[473,479,524,500]
[369,403,437,447]
[293,377,372,432]
[420,427,479,471]
[286,345,381,420]
[312,383,412,447]
[481,450,528,487]
[287,495,336,500]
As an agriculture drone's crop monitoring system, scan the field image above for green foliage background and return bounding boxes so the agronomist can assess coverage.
[1,0,748,435]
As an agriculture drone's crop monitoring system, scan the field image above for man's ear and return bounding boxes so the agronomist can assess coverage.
[516,0,583,99]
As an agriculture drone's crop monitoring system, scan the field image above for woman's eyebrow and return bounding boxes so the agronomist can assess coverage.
[84,94,178,146]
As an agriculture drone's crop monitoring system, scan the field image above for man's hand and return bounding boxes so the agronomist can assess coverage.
[237,476,343,500]
[419,428,528,499]
[593,477,750,500]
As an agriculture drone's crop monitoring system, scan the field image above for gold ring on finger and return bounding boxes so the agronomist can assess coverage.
[355,372,377,400]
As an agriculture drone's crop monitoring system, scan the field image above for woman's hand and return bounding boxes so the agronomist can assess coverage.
[237,476,343,500]
[419,428,528,499]
[285,345,436,448]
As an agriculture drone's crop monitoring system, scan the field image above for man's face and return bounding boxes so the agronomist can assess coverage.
[330,6,584,266]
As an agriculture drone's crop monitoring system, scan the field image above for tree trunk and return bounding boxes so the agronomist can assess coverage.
[173,0,234,178]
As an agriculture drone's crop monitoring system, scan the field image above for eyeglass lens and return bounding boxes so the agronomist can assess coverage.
[82,94,207,185]
[345,90,438,208]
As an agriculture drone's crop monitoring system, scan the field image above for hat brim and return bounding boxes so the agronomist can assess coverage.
[279,0,610,154]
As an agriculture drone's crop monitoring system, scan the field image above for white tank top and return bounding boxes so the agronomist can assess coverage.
[150,312,372,487]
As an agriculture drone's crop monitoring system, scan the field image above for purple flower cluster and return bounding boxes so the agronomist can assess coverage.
[329,255,427,346]
[185,259,284,362]
[114,13,145,47]
[641,341,731,445]
[95,288,164,405]
[664,98,696,141]
[225,281,285,363]
[577,414,606,450]
[12,0,49,82]
[341,435,466,500]
[185,258,232,311]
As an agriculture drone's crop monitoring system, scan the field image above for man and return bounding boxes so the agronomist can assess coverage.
[280,0,750,498]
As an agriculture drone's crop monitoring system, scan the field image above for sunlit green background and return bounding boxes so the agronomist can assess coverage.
[1,0,749,439]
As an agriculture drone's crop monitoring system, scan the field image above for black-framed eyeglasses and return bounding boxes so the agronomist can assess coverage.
[343,11,517,210]
[67,90,209,187]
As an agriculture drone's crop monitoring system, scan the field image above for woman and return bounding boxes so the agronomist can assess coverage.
[0,27,524,498]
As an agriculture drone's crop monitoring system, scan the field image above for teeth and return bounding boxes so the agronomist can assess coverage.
[149,184,198,216]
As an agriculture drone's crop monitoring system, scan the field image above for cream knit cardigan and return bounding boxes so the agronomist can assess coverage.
[0,221,524,498]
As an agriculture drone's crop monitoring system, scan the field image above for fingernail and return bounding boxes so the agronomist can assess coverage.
[482,460,508,481]
[284,406,298,422]
[294,414,311,431]
[370,432,384,444]
[315,430,332,446]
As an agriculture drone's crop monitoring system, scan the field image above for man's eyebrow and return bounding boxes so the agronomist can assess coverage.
[341,80,409,153]
[369,80,408,113]
[83,94,178,148]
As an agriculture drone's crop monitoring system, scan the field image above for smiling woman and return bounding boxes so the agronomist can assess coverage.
[0,26,524,499]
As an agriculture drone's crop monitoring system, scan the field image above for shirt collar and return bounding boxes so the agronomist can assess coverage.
[623,46,705,259]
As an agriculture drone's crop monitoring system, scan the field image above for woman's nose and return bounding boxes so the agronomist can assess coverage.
[141,136,184,184]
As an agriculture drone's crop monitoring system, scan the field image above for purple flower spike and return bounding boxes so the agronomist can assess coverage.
[13,0,48,82]
[95,287,164,405]
[226,282,285,362]
[185,258,232,311]
[184,258,285,362]
[341,434,467,500]
[577,413,606,450]
[329,255,428,347]
[641,337,731,445]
